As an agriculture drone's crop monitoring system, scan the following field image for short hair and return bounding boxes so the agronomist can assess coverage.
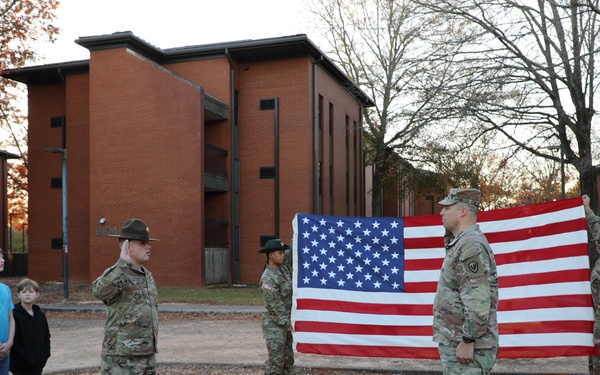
[17,278,40,293]
[457,202,479,217]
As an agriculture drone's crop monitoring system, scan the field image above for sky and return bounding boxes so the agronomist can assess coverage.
[36,0,312,64]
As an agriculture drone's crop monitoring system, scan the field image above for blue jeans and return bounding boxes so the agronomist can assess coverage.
[0,355,9,375]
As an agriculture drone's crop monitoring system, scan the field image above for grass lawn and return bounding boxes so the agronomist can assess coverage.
[158,284,263,305]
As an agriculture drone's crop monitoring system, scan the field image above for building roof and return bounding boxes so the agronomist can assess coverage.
[2,31,374,107]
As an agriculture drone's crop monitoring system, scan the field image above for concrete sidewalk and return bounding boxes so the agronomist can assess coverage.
[40,302,265,314]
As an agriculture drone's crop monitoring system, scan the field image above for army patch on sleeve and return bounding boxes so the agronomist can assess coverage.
[262,283,272,290]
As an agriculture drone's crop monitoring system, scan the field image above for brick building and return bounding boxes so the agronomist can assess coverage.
[2,32,374,286]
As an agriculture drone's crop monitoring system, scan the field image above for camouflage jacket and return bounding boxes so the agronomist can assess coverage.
[433,224,499,348]
[586,210,600,339]
[92,258,159,356]
[260,250,293,329]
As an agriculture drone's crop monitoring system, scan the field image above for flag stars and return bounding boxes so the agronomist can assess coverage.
[303,277,310,284]
[328,256,337,263]
[382,259,390,266]
[363,228,371,236]
[302,246,310,254]
[373,266,381,273]
[345,243,354,250]
[381,229,389,237]
[355,265,363,273]
[354,221,363,228]
[329,241,336,248]
[319,233,327,241]
[391,252,399,259]
[337,235,345,242]
[337,279,346,286]
[354,250,363,258]
[363,258,372,266]
[391,236,399,244]
[303,261,310,269]
[391,267,399,274]
[328,227,336,234]
[364,244,372,251]
[346,272,354,279]
[311,254,319,262]
[391,221,399,228]
[319,263,327,270]
[328,271,336,278]
[364,273,373,281]
[373,281,381,288]
[302,231,310,239]
[373,252,381,259]
[311,240,319,247]
[311,269,319,277]
[345,228,353,236]
[382,274,390,281]
[337,264,346,272]
[311,224,319,232]
[382,244,390,252]
[354,236,362,243]
[373,237,380,244]
[302,217,310,224]
[392,282,400,289]
[355,280,363,288]
[319,218,327,226]
[320,248,327,255]
[320,278,327,285]
[372,221,380,229]
[346,257,354,264]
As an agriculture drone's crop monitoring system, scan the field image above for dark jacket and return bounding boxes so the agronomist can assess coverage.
[10,302,51,375]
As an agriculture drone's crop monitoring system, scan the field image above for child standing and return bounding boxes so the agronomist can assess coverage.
[10,278,50,375]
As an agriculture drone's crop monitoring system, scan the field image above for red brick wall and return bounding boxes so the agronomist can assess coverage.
[87,48,205,286]
[27,83,66,281]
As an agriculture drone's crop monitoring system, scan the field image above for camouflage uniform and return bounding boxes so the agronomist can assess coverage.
[586,210,600,375]
[433,224,499,375]
[92,258,159,375]
[260,249,293,375]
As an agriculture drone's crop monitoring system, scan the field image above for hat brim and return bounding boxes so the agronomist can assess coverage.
[438,198,457,206]
[108,234,160,241]
[259,244,290,253]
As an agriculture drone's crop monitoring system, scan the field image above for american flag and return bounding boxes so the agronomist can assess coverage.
[291,198,596,359]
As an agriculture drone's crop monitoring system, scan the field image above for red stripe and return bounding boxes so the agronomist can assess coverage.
[494,244,588,266]
[296,298,432,315]
[295,343,440,359]
[404,258,443,271]
[295,320,592,337]
[499,320,593,335]
[499,269,590,288]
[498,294,592,311]
[484,218,586,243]
[403,281,437,293]
[499,345,597,358]
[479,198,582,222]
[295,321,433,336]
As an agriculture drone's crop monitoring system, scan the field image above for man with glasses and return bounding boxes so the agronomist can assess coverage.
[93,219,159,375]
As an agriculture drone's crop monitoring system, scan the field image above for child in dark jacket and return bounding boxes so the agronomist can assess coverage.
[10,278,50,375]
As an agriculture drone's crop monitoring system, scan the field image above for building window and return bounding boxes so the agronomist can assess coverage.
[50,116,65,128]
[260,235,277,247]
[260,99,275,111]
[51,238,63,249]
[51,177,62,189]
[260,166,276,179]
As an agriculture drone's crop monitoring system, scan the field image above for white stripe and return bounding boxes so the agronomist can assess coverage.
[294,287,435,304]
[491,230,587,255]
[500,332,594,348]
[293,331,438,348]
[293,332,594,349]
[294,306,593,326]
[497,255,589,276]
[404,269,440,283]
[293,309,433,326]
[498,307,593,323]
[500,281,592,300]
[404,247,444,260]
[479,206,585,233]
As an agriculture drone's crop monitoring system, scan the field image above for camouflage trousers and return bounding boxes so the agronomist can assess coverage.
[590,354,600,374]
[101,354,156,375]
[262,320,294,375]
[438,344,497,375]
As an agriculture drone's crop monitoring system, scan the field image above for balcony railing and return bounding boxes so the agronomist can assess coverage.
[205,144,227,177]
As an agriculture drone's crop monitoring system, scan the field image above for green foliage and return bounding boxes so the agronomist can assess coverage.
[8,225,27,253]
[158,285,263,306]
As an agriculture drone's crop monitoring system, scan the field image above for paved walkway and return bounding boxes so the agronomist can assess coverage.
[40,302,265,314]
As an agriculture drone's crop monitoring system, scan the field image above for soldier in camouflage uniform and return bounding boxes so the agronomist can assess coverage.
[433,189,499,375]
[92,219,159,375]
[583,195,600,375]
[260,239,294,375]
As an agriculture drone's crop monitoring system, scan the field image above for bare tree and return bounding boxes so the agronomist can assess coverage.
[414,0,600,208]
[307,0,463,216]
